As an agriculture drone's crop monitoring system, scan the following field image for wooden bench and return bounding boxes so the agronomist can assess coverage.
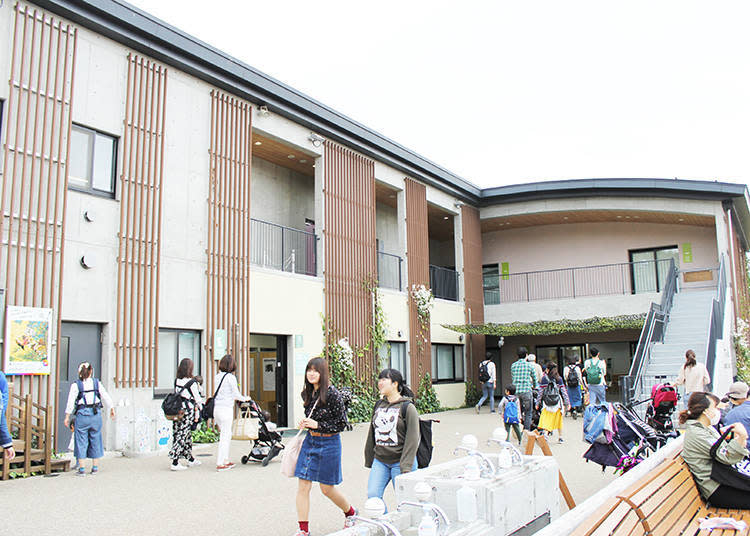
[571,450,749,536]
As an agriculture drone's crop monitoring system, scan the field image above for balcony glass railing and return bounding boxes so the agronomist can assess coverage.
[377,251,403,291]
[430,264,459,301]
[250,218,317,276]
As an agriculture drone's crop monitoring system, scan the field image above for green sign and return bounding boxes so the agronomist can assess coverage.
[501,262,510,280]
[682,243,693,263]
[214,329,227,360]
[294,334,304,348]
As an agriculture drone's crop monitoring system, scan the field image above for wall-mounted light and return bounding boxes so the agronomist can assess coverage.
[498,336,505,348]
[80,253,96,269]
[308,133,325,147]
[458,334,464,342]
[258,105,270,117]
[397,330,403,338]
[84,210,95,222]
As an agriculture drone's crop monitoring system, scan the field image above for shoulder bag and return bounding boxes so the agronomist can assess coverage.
[280,398,319,478]
[200,373,228,421]
[709,427,750,492]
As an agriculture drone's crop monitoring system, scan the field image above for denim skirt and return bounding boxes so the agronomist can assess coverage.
[294,433,342,485]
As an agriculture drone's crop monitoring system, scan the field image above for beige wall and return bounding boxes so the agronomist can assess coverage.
[433,383,465,409]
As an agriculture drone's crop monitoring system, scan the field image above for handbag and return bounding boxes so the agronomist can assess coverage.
[709,427,750,492]
[280,398,318,478]
[232,405,259,440]
[201,373,228,421]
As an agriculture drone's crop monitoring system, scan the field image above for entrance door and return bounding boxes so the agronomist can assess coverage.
[57,322,102,452]
[275,337,288,428]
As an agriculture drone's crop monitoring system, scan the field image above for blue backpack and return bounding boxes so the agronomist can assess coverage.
[503,396,520,424]
[583,404,609,444]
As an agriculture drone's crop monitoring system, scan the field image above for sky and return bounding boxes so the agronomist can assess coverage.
[127,0,750,190]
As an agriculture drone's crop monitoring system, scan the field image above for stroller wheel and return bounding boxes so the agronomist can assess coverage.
[241,455,248,465]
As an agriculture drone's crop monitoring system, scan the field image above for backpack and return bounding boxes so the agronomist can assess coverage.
[583,404,610,443]
[503,396,520,424]
[398,401,436,469]
[162,378,197,421]
[566,366,580,388]
[74,379,102,414]
[478,361,491,383]
[541,379,561,407]
[585,360,603,384]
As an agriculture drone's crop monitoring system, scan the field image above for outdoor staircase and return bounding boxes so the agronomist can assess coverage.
[634,289,716,403]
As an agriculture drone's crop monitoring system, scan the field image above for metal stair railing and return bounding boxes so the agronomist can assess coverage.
[620,259,678,407]
[705,254,727,391]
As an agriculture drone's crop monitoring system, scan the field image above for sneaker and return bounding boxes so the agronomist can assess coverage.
[344,508,359,529]
[217,463,235,472]
[75,467,86,477]
[475,406,480,414]
[187,459,202,467]
[171,463,187,471]
[90,466,99,475]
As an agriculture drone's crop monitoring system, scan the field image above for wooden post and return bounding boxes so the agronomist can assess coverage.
[525,431,577,510]
[44,403,52,474]
[24,394,32,475]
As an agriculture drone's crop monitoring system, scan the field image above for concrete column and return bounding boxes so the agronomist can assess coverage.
[454,206,465,303]
[314,154,324,277]
[397,187,408,290]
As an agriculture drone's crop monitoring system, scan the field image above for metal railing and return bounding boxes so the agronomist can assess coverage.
[430,264,459,301]
[620,259,678,406]
[487,259,675,304]
[705,255,727,391]
[249,218,317,276]
[377,251,403,291]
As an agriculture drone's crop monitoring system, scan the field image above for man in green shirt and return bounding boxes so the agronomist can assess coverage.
[510,347,538,430]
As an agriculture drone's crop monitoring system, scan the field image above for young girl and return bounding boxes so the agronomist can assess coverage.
[536,363,571,443]
[364,369,420,509]
[294,357,355,536]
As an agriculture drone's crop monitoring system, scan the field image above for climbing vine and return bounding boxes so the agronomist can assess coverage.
[410,284,434,352]
[443,313,646,338]
[735,318,750,383]
[415,372,441,414]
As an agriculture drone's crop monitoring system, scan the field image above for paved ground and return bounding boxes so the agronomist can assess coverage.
[3,407,616,536]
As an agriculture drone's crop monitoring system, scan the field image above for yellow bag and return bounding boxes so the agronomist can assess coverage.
[232,407,259,440]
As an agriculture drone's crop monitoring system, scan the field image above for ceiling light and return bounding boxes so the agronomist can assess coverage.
[563,216,569,220]
[616,216,622,219]
[389,194,396,199]
[625,216,630,219]
[254,141,262,146]
[299,159,307,164]
[678,218,685,222]
[287,154,295,159]
[443,216,449,220]
[634,216,640,219]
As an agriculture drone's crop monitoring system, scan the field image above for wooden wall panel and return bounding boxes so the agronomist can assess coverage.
[323,141,376,374]
[461,205,485,384]
[405,178,430,387]
[114,55,167,387]
[0,4,77,417]
[205,91,252,393]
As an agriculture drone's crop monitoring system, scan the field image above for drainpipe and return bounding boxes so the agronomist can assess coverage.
[726,205,738,322]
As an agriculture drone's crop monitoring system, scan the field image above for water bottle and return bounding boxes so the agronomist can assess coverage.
[456,484,478,522]
[417,505,438,536]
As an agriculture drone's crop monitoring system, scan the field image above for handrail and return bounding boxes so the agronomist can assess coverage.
[250,218,317,276]
[500,258,675,278]
[705,254,727,391]
[429,264,459,301]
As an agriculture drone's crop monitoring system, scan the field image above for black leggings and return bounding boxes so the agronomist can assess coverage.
[707,484,750,509]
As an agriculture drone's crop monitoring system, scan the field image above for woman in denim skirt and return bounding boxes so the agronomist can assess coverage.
[293,357,355,536]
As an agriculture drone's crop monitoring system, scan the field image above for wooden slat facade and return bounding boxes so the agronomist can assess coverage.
[461,205,485,384]
[405,178,431,387]
[0,4,77,420]
[113,55,167,387]
[204,91,252,393]
[323,141,376,374]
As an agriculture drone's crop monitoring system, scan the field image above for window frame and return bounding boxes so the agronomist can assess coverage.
[153,328,202,398]
[482,263,500,305]
[68,123,118,199]
[431,343,465,383]
[628,245,678,294]
[378,341,408,383]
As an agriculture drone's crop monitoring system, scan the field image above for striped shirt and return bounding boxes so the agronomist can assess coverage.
[511,359,538,393]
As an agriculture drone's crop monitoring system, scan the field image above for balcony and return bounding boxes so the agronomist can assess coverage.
[250,218,317,276]
[430,264,459,301]
[377,251,403,291]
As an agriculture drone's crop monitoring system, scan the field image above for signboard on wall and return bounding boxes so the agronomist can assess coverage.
[682,243,693,263]
[3,306,52,375]
[214,329,227,360]
[262,357,275,391]
[501,262,510,280]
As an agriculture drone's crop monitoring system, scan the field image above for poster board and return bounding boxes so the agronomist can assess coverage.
[262,357,275,392]
[4,306,53,375]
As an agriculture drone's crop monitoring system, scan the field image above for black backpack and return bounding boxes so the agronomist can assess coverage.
[398,401,436,469]
[566,366,580,388]
[162,378,196,420]
[541,379,561,407]
[478,361,491,383]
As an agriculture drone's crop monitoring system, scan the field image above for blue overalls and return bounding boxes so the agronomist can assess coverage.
[73,379,104,460]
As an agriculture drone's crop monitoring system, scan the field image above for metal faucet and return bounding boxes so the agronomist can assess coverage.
[397,501,450,535]
[452,446,496,478]
[346,516,403,536]
[487,438,524,467]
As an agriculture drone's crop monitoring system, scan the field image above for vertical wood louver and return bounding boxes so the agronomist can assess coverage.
[405,178,431,386]
[323,141,376,374]
[0,4,77,417]
[114,55,167,387]
[204,91,252,393]
[461,205,485,383]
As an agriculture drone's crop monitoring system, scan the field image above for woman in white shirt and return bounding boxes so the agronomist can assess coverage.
[674,349,710,406]
[63,363,115,476]
[169,358,204,471]
[214,354,250,471]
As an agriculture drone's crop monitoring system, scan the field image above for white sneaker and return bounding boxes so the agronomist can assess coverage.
[187,459,202,467]
[170,463,187,471]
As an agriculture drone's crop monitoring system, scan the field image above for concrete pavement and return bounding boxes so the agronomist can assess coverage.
[3,408,616,536]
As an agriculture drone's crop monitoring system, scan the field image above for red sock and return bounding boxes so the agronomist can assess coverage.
[345,506,355,517]
[298,521,309,532]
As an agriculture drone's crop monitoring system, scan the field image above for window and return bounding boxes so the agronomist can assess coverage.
[378,342,408,379]
[69,124,117,197]
[154,329,201,395]
[629,246,679,293]
[483,264,500,305]
[431,344,464,382]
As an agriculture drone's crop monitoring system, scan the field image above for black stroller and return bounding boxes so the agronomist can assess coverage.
[614,402,668,453]
[238,400,285,466]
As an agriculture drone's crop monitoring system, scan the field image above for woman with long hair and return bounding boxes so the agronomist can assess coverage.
[364,368,420,509]
[294,357,355,536]
[536,363,571,443]
[680,391,749,508]
[674,349,710,406]
[213,354,250,471]
[169,358,203,471]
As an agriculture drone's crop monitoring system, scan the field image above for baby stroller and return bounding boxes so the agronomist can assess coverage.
[613,403,666,454]
[646,383,679,435]
[238,400,285,467]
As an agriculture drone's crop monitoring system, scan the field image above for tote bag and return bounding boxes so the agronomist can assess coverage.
[232,406,259,440]
[280,399,318,478]
[710,427,750,492]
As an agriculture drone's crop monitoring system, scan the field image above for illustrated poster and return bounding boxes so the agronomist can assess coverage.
[4,306,53,375]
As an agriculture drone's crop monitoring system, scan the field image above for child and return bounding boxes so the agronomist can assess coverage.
[498,384,522,444]
[192,375,205,427]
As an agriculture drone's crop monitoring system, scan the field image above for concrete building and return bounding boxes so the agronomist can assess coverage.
[0,1,748,454]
